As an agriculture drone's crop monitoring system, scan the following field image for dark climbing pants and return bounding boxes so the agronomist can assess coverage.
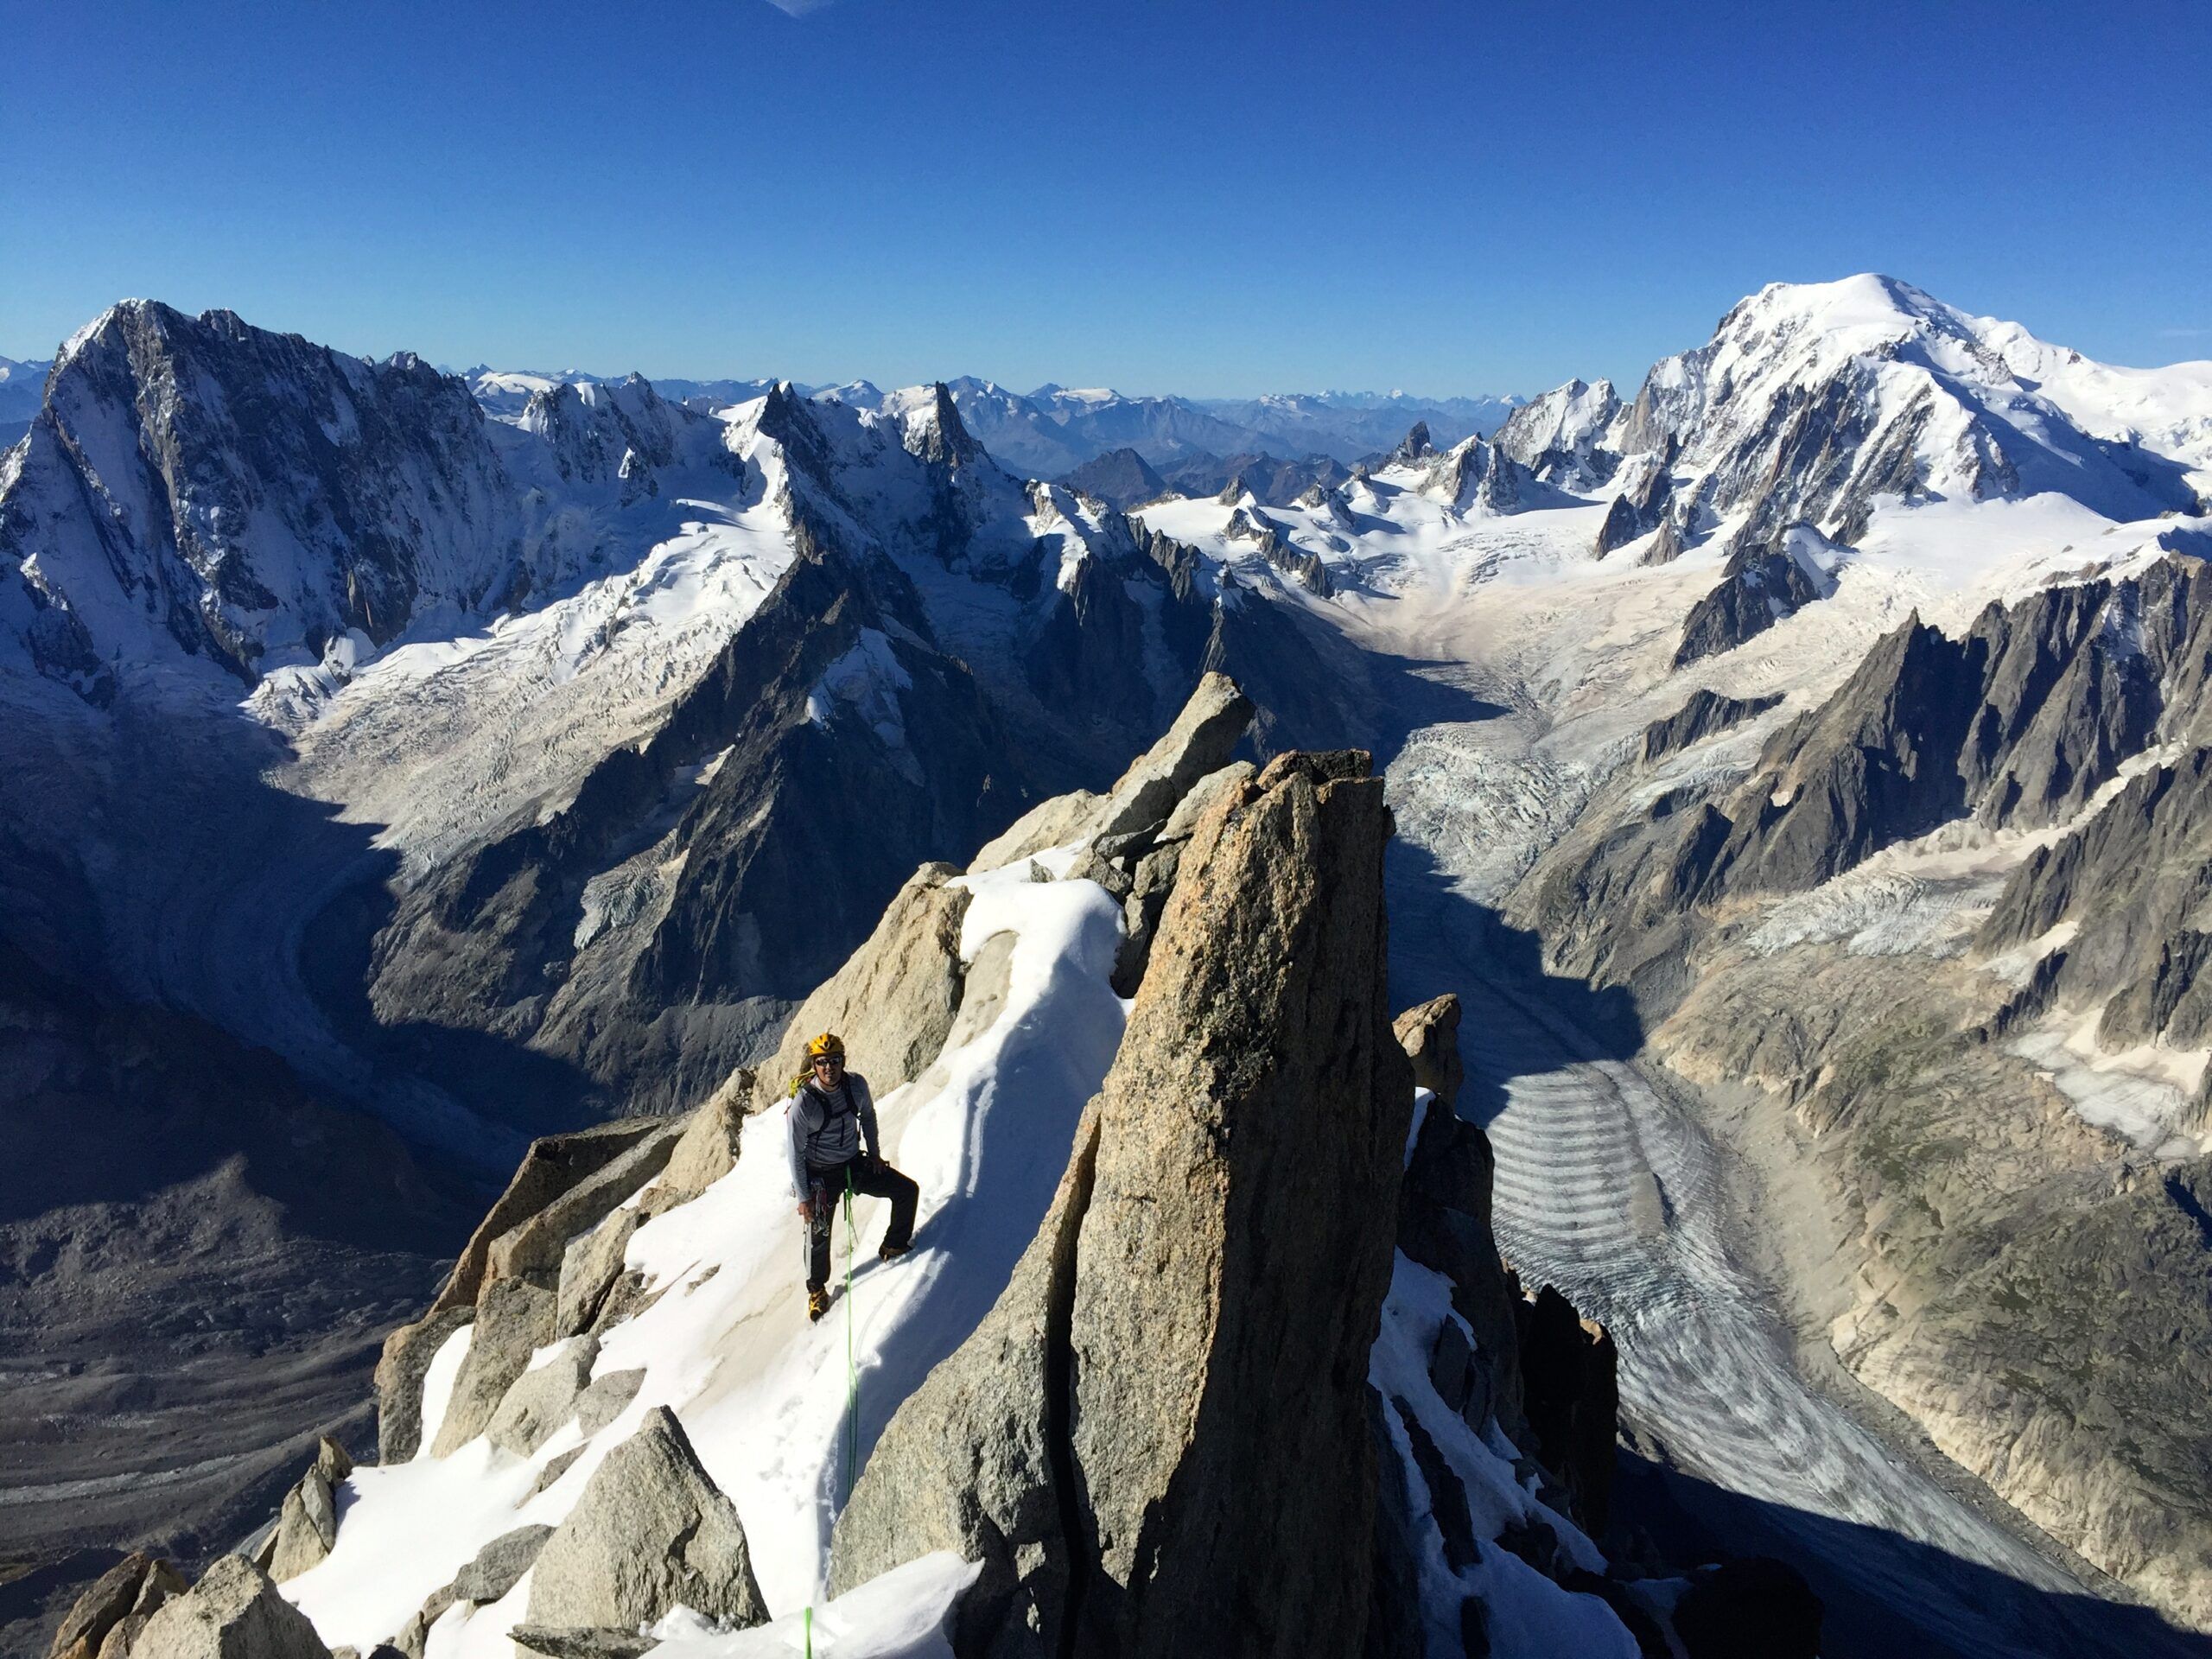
[804,1156,918,1292]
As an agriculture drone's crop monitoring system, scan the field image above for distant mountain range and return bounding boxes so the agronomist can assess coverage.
[9,276,2212,1652]
[0,354,49,447]
[458,364,1521,480]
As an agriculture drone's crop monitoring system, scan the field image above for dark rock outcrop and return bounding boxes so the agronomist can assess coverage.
[1224,507,1335,597]
[1535,560,2212,1007]
[1671,531,1830,669]
[1515,1287,1619,1536]
[831,747,1412,1658]
[1638,511,1688,568]
[1392,996,1524,1439]
[1592,442,1678,557]
[1980,747,2212,1052]
[1639,690,1783,764]
[1672,1557,1822,1659]
[1059,448,1169,511]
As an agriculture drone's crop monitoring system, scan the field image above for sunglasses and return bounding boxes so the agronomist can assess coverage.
[812,1057,843,1068]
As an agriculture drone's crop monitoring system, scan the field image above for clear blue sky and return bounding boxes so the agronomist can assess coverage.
[4,0,2208,398]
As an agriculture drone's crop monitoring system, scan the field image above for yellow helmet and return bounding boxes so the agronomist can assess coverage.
[804,1032,846,1062]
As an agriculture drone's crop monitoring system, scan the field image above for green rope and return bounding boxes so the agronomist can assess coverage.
[842,1164,859,1504]
[810,1170,862,1648]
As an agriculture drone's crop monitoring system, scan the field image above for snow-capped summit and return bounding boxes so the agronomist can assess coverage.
[810,378,885,410]
[3,300,521,691]
[1493,378,1622,491]
[468,365,606,419]
[897,381,985,469]
[1618,274,2202,538]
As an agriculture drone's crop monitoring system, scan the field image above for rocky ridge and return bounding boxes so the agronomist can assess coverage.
[35,675,1818,1659]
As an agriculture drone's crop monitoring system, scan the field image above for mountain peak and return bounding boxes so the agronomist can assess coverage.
[902,380,983,467]
[1390,421,1434,464]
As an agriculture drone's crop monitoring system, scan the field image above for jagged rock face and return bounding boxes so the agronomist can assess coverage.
[46,1556,187,1659]
[1066,751,1407,1659]
[372,1115,675,1460]
[1394,997,1524,1441]
[1224,506,1334,595]
[1982,747,2212,1052]
[825,1103,1102,1653]
[1638,510,1688,567]
[832,748,1411,1658]
[428,1118,675,1319]
[517,377,694,498]
[361,529,1027,1121]
[130,1557,327,1659]
[1419,437,1539,518]
[1639,690,1783,764]
[1020,531,1168,729]
[741,861,972,1112]
[0,302,518,689]
[1089,670,1254,843]
[1514,1287,1618,1536]
[1494,378,1622,492]
[1670,529,1832,668]
[523,1408,767,1633]
[1535,560,2211,1004]
[257,1440,353,1583]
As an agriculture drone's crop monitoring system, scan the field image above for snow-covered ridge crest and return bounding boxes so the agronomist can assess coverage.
[191,684,1658,1659]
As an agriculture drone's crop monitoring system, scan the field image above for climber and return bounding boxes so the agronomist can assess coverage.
[787,1032,918,1323]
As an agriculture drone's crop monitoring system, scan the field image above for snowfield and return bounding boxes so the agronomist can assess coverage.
[285,861,1128,1648]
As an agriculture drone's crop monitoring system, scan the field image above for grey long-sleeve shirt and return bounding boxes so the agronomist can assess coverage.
[787,1072,880,1196]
